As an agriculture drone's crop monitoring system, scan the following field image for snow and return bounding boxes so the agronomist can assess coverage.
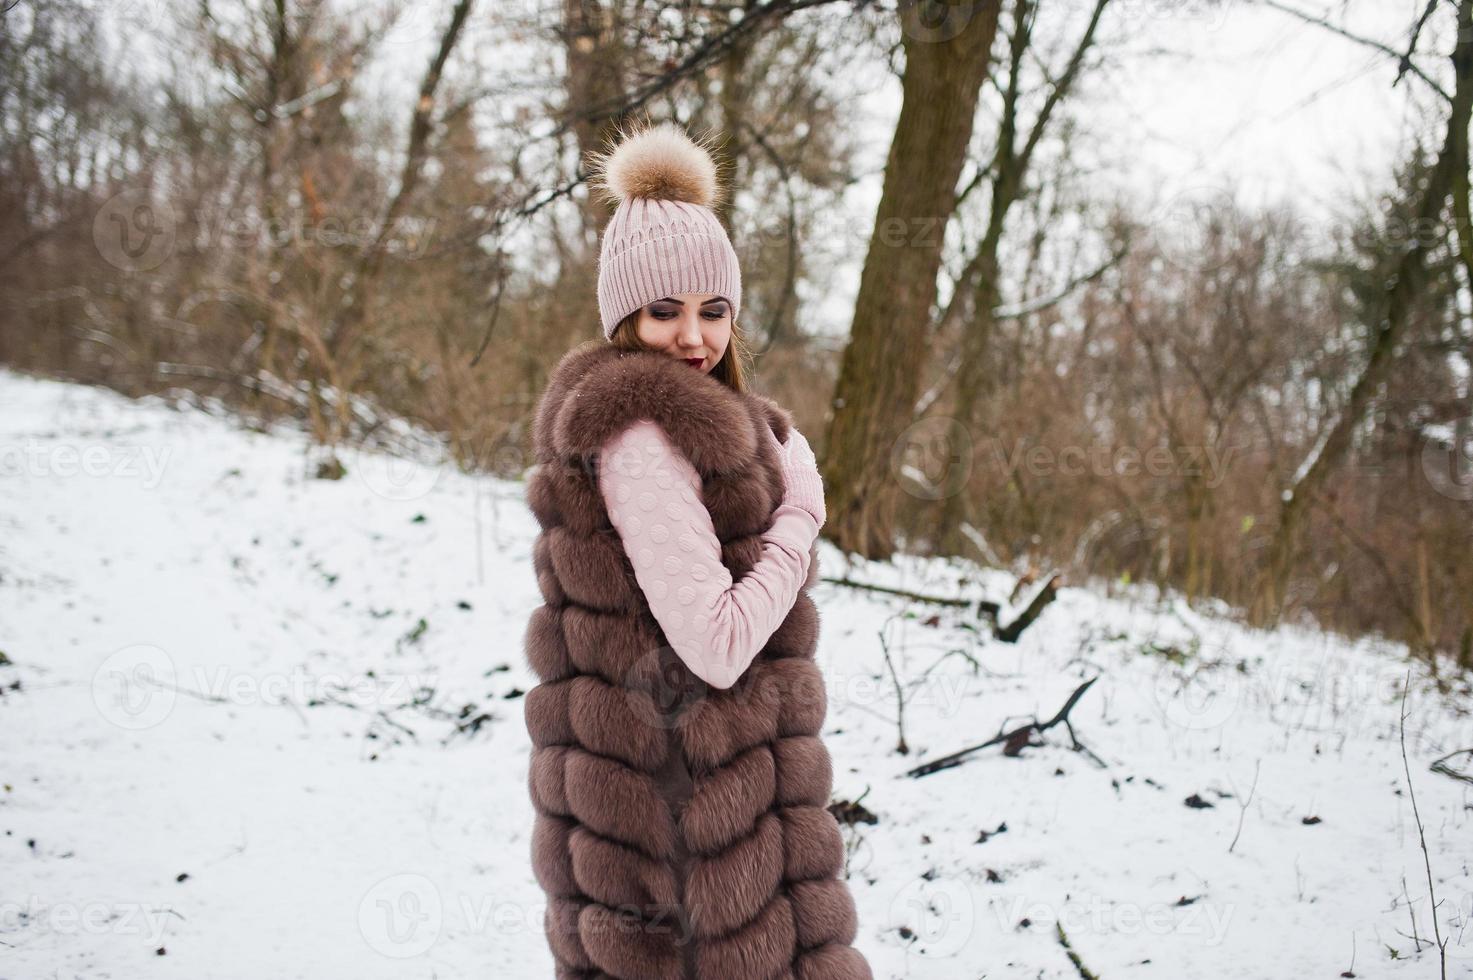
[1,368,1470,978]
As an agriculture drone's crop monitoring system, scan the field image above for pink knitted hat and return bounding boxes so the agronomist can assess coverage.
[589,122,742,339]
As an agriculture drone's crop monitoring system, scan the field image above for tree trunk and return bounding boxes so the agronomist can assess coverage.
[555,0,632,354]
[821,0,1003,560]
[563,0,631,239]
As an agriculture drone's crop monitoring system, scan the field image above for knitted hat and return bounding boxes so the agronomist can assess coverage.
[589,122,742,339]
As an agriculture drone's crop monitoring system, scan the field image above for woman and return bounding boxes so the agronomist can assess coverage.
[523,122,871,979]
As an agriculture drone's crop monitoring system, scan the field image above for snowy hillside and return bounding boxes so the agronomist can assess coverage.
[1,369,1470,979]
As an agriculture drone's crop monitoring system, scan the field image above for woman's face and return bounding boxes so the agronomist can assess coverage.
[634,293,732,374]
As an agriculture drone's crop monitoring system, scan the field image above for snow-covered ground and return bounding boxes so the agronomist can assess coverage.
[1,368,1470,979]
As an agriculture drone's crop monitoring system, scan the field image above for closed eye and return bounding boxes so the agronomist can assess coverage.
[649,303,728,320]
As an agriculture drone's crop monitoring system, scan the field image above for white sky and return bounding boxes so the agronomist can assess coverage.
[805,0,1448,336]
[1090,0,1439,217]
[331,0,1446,214]
[98,0,1452,335]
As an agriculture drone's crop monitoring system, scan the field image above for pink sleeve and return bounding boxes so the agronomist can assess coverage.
[597,418,820,690]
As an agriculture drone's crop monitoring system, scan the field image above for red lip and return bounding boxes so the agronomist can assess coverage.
[684,357,704,368]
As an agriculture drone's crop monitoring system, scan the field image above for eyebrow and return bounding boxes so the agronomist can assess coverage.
[654,297,730,307]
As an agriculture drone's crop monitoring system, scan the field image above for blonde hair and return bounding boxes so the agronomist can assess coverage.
[607,310,751,393]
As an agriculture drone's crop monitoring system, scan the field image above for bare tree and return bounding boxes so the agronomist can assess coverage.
[934,0,1111,553]
[822,0,1004,560]
[1253,0,1473,625]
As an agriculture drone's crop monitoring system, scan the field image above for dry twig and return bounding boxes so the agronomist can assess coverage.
[1400,670,1448,975]
[906,676,1102,778]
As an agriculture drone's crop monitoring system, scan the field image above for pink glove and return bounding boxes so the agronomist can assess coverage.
[767,425,826,529]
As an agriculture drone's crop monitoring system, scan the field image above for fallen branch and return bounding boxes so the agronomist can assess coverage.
[824,570,1062,645]
[990,573,1062,643]
[906,676,1102,778]
[820,576,970,607]
[1429,747,1473,785]
[1007,568,1039,605]
[1057,922,1101,979]
[310,683,493,748]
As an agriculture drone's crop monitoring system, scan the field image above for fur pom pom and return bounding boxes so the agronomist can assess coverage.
[589,122,722,208]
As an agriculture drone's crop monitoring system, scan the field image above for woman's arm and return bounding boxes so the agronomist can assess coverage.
[597,418,819,690]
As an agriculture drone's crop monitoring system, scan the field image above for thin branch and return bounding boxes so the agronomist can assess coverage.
[877,618,909,755]
[1016,0,1110,176]
[1252,0,1451,102]
[1057,922,1102,980]
[736,118,800,349]
[906,676,1101,778]
[362,0,475,284]
[1400,669,1448,976]
[820,576,971,607]
[1396,0,1443,88]
[556,0,875,135]
[469,248,509,367]
[917,245,1128,415]
[1228,759,1261,854]
[989,241,1128,320]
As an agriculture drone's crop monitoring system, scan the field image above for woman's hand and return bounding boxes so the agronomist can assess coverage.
[768,425,826,529]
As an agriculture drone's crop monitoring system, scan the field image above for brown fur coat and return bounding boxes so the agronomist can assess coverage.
[523,341,872,979]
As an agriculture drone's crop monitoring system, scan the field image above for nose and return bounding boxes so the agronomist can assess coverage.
[675,311,703,350]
